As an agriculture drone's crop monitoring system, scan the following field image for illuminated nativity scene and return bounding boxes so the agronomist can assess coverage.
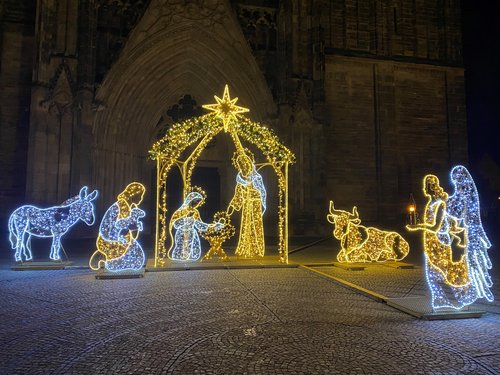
[150,85,295,267]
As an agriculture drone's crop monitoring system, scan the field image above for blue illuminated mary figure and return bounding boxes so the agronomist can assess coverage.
[446,165,494,302]
[168,189,222,261]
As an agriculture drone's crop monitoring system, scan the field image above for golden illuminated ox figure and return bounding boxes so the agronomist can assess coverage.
[327,201,410,263]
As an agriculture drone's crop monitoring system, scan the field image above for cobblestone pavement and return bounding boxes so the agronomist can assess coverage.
[1,267,499,374]
[309,264,500,315]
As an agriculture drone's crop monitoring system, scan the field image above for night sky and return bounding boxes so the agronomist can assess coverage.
[462,1,500,165]
[461,0,500,243]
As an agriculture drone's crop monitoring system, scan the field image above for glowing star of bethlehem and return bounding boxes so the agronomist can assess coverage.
[202,84,249,132]
[8,187,99,262]
[406,166,494,310]
[89,182,146,272]
[327,201,409,263]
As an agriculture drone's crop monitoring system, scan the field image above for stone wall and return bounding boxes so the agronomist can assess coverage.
[0,0,468,238]
[0,2,34,227]
[323,55,467,225]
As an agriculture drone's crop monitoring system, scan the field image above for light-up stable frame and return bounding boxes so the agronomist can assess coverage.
[327,201,410,263]
[150,85,295,266]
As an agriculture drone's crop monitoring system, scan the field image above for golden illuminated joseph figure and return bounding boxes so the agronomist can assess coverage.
[150,85,295,266]
[327,201,409,263]
[168,187,224,261]
[406,175,475,309]
[227,149,266,258]
[89,182,146,272]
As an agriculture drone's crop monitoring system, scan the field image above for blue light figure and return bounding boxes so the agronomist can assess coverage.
[8,187,99,262]
[89,182,146,272]
[168,190,223,261]
[447,165,494,302]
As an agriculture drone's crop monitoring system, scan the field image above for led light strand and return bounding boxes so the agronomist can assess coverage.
[201,211,235,261]
[447,166,493,302]
[228,147,267,258]
[89,182,146,272]
[8,187,99,262]
[406,168,493,310]
[327,201,410,263]
[150,85,295,266]
[168,188,224,261]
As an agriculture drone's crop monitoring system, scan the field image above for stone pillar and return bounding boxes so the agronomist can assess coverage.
[26,0,79,204]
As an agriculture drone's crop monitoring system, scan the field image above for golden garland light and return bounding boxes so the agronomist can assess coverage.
[327,201,410,263]
[150,85,295,266]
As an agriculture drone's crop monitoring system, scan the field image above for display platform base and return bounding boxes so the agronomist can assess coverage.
[382,261,416,269]
[147,256,297,272]
[95,269,145,279]
[332,262,366,271]
[386,296,485,320]
[11,261,73,271]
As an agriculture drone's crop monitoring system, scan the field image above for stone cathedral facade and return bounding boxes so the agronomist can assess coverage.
[0,0,467,237]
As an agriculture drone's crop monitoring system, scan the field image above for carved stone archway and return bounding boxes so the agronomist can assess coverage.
[91,0,275,210]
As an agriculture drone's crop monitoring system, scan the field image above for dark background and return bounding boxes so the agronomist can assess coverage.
[462,0,500,254]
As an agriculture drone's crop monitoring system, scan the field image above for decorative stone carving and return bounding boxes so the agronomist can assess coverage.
[154,94,204,141]
[39,61,75,119]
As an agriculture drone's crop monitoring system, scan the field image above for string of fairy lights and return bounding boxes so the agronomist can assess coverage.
[150,85,295,266]
[327,201,410,263]
[406,166,493,309]
[90,182,146,272]
[5,85,494,312]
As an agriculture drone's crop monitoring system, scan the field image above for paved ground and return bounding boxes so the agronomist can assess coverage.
[1,259,499,374]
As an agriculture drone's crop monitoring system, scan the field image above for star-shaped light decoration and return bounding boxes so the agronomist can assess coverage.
[202,84,249,132]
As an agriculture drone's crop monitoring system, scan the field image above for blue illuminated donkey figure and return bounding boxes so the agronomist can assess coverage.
[8,187,99,262]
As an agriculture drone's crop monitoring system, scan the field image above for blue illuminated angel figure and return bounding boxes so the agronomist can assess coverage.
[89,182,146,272]
[446,165,494,302]
[8,186,98,262]
[168,189,222,261]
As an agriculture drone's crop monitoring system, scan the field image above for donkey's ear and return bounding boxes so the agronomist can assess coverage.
[88,190,99,201]
[79,186,88,199]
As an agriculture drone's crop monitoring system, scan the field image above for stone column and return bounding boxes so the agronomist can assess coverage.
[26,0,79,204]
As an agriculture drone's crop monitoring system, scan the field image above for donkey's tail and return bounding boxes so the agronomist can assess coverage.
[8,213,17,249]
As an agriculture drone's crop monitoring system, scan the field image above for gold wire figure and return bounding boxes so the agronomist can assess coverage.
[227,149,266,258]
[201,211,235,261]
[89,182,146,271]
[406,174,475,309]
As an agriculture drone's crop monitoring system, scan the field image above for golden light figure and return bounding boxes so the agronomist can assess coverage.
[150,85,295,266]
[201,211,235,261]
[89,182,146,271]
[406,175,469,287]
[327,201,410,263]
[227,149,266,258]
[409,175,469,284]
[404,172,494,309]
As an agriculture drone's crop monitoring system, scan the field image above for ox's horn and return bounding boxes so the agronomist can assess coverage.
[329,200,343,215]
[349,206,359,219]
